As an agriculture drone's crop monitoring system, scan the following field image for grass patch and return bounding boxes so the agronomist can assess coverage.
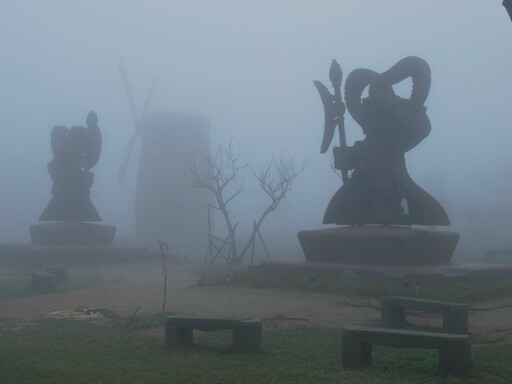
[1,319,511,383]
[199,268,512,303]
[0,277,99,299]
[129,311,171,330]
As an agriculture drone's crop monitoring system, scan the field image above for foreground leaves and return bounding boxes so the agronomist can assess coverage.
[1,320,511,384]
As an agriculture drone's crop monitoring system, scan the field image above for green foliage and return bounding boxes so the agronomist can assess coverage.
[129,312,173,330]
[1,320,511,383]
[0,277,98,299]
[199,268,512,303]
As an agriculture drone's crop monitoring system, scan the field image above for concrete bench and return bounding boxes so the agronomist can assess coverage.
[342,326,471,376]
[381,296,468,334]
[165,316,262,353]
[484,248,512,263]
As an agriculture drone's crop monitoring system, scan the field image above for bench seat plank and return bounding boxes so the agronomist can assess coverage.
[165,316,262,353]
[381,296,468,334]
[342,325,471,376]
[382,297,467,312]
[344,326,468,349]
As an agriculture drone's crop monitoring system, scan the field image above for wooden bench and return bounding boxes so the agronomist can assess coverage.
[381,296,468,334]
[165,316,262,353]
[484,248,512,263]
[342,326,471,376]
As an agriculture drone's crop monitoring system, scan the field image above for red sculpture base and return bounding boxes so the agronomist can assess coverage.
[297,226,459,265]
[30,222,116,247]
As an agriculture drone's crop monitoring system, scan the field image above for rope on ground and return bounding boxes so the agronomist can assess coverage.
[344,299,381,311]
[43,306,142,328]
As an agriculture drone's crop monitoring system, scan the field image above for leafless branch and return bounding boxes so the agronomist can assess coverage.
[185,138,306,266]
[238,157,307,261]
[184,138,248,265]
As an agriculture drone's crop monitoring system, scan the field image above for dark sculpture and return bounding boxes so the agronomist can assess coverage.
[315,56,449,226]
[504,0,512,22]
[39,111,102,222]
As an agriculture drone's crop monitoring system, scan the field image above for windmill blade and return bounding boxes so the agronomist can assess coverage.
[118,135,137,186]
[118,60,139,132]
[118,60,141,186]
[141,76,157,117]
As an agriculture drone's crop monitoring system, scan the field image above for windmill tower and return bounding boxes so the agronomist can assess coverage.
[118,63,211,251]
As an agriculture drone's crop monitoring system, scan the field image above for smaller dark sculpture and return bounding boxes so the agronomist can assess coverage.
[39,111,102,222]
[315,56,449,226]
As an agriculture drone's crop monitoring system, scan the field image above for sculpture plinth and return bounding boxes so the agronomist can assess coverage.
[298,226,459,265]
[30,222,116,247]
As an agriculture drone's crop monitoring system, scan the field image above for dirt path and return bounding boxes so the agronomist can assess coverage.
[1,262,511,343]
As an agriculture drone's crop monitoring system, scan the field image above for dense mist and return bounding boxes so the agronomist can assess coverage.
[1,1,511,258]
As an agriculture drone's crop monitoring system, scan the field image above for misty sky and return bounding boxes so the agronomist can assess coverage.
[1,1,511,246]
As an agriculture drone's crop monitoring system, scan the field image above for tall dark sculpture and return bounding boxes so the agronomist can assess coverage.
[31,111,115,246]
[298,57,458,265]
[39,111,102,222]
[318,56,449,226]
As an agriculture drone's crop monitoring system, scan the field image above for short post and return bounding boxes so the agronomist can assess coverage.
[381,301,406,328]
[443,306,469,334]
[341,328,372,368]
[165,321,193,349]
[438,339,472,376]
[232,319,262,353]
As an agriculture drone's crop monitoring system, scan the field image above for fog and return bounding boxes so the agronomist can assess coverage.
[1,1,511,258]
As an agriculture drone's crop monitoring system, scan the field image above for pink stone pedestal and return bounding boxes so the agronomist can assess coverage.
[297,226,459,265]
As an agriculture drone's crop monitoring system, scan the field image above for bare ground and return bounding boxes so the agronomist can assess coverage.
[1,261,511,343]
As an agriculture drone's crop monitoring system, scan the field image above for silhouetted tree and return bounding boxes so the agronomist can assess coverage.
[185,139,305,265]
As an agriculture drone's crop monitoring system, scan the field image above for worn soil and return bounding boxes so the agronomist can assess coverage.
[1,260,511,344]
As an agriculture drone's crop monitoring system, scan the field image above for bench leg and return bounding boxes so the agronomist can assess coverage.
[342,330,372,368]
[381,303,406,328]
[443,309,468,334]
[232,320,262,353]
[438,341,472,376]
[165,323,193,349]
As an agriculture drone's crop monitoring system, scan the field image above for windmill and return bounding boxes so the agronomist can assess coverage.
[117,62,211,250]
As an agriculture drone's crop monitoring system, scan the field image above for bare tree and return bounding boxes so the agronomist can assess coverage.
[185,139,305,265]
[238,158,307,263]
[185,139,247,265]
